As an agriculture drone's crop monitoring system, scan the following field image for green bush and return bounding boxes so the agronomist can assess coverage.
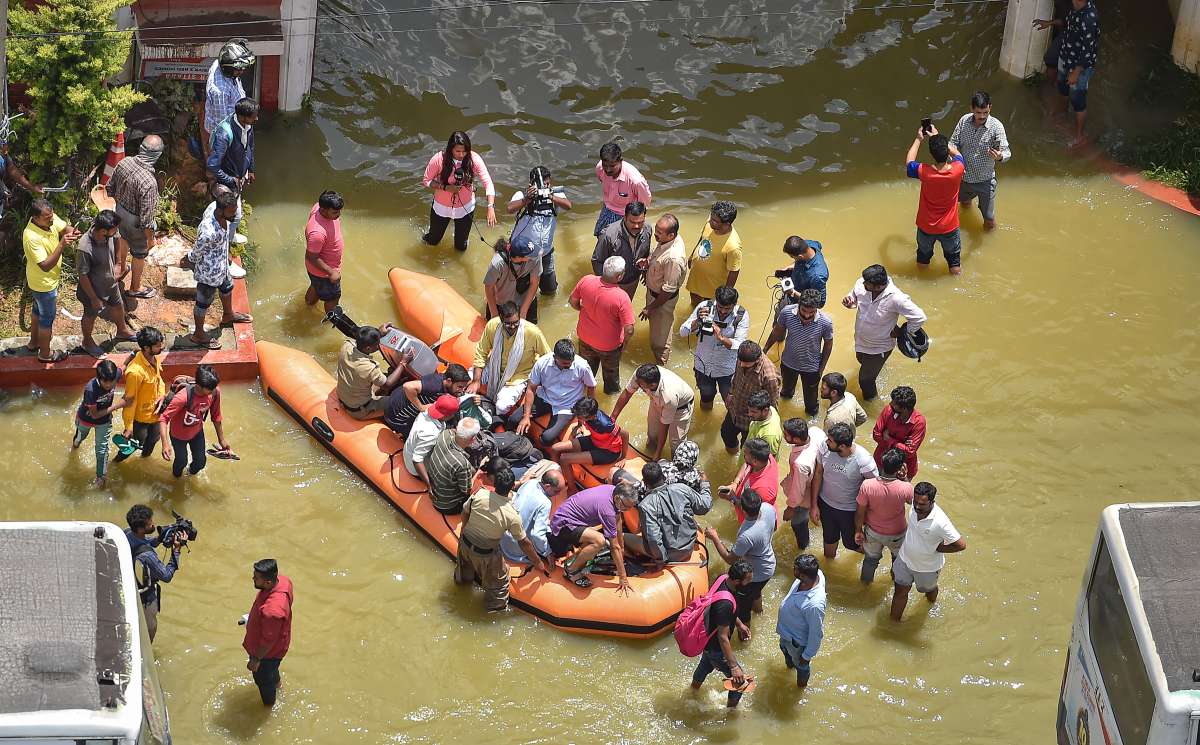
[1122,53,1200,194]
[8,0,146,181]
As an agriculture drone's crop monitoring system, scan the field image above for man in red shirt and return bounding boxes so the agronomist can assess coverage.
[159,364,231,478]
[905,127,965,275]
[720,437,779,523]
[568,255,635,394]
[243,558,293,707]
[871,385,926,479]
[304,190,344,312]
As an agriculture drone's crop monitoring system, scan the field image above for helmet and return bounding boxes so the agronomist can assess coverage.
[896,322,930,361]
[218,38,255,72]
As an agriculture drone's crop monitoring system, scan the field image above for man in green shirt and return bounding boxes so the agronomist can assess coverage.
[22,199,80,363]
[745,390,784,458]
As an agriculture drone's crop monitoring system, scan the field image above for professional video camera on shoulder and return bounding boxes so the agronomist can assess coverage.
[158,510,198,548]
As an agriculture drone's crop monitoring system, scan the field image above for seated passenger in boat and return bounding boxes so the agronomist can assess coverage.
[384,363,470,437]
[499,461,564,566]
[426,417,483,515]
[625,461,712,566]
[512,338,596,448]
[403,395,462,484]
[469,301,550,420]
[548,397,625,469]
[547,482,639,593]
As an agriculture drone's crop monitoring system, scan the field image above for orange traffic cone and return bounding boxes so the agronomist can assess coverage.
[100,132,125,186]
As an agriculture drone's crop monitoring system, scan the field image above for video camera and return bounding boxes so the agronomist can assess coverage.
[532,168,551,201]
[453,165,468,185]
[158,510,198,547]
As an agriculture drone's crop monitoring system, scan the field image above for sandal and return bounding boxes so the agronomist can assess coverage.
[37,350,69,364]
[82,342,105,359]
[112,334,138,343]
[221,312,253,326]
[127,287,156,299]
[186,335,222,350]
[564,569,592,588]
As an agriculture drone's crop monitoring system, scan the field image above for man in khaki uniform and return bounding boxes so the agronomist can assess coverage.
[336,326,410,420]
[454,462,549,611]
[610,362,695,461]
[639,214,687,364]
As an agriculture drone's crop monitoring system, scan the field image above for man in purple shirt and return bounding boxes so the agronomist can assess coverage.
[594,142,652,237]
[547,482,639,593]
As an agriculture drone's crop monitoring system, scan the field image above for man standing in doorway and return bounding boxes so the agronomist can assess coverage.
[304,190,344,312]
[569,256,635,394]
[890,482,966,621]
[591,201,650,300]
[766,289,834,419]
[1036,0,1100,147]
[949,91,1011,231]
[905,127,965,274]
[685,201,742,306]
[107,135,163,299]
[842,264,927,401]
[594,142,652,236]
[204,38,253,157]
[243,559,294,707]
[640,213,688,364]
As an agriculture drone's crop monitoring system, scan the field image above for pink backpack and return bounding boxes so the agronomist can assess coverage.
[674,574,737,657]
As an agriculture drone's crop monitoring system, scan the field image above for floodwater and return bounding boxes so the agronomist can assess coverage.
[3,0,1200,741]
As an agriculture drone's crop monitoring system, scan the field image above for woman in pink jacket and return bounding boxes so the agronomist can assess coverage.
[421,130,497,252]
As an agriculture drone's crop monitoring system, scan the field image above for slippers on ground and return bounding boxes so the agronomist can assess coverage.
[185,335,222,350]
[206,446,240,460]
[127,287,157,299]
[222,312,253,326]
[112,334,138,343]
[37,350,69,364]
[722,677,757,694]
[82,343,105,359]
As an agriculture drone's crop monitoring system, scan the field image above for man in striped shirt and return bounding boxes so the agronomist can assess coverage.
[426,418,482,515]
[765,289,834,418]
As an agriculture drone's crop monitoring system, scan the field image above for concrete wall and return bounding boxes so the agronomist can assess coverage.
[999,0,1054,78]
[279,0,317,111]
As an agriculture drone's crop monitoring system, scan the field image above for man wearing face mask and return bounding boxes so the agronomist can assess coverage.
[107,134,164,299]
[639,213,688,364]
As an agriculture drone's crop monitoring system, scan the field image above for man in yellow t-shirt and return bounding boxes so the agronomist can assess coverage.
[685,200,742,306]
[22,199,80,363]
[115,326,167,461]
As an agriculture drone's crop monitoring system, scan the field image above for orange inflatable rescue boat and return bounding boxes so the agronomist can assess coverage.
[258,337,710,639]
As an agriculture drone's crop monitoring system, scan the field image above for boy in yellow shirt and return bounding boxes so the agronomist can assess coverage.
[115,327,167,461]
[685,201,742,306]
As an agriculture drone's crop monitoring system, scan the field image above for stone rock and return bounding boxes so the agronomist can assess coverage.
[148,234,193,268]
[165,267,197,299]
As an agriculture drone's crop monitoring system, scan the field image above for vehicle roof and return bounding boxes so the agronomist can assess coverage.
[0,522,141,737]
[1118,504,1200,693]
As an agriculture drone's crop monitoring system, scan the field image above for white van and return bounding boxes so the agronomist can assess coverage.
[1058,503,1200,745]
[0,521,171,744]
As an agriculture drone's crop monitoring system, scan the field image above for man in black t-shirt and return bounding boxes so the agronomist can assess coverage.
[384,363,470,436]
[691,560,754,707]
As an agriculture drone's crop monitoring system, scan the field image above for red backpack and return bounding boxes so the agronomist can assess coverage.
[674,574,736,657]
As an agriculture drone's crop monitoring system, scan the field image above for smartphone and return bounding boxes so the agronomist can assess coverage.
[718,485,732,497]
[921,117,933,134]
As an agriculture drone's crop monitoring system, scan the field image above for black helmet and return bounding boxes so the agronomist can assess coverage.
[218,38,255,72]
[896,322,929,361]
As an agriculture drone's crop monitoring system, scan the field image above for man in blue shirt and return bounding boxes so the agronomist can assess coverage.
[500,463,564,564]
[124,504,184,642]
[777,236,829,308]
[207,97,258,237]
[776,553,826,688]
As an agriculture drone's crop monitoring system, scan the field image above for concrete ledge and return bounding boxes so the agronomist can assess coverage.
[0,260,259,390]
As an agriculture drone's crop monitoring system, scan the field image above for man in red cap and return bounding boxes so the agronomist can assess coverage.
[403,394,461,485]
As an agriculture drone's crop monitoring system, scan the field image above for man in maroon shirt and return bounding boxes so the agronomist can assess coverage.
[871,386,926,479]
[242,558,294,707]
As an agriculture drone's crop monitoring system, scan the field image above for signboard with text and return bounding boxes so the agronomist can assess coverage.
[141,59,212,82]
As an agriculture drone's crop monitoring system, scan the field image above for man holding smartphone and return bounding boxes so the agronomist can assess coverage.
[950,91,1011,231]
[905,124,965,274]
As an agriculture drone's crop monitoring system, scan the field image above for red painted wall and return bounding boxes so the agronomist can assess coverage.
[259,55,280,112]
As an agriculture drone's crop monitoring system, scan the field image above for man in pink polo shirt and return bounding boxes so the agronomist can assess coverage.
[304,190,344,312]
[594,141,652,237]
[854,448,914,584]
[569,255,635,394]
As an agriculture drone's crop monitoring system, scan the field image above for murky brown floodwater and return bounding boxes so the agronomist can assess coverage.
[4,0,1200,741]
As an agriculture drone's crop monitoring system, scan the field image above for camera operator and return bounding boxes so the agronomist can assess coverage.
[773,235,829,308]
[507,166,571,295]
[678,286,749,411]
[124,504,183,642]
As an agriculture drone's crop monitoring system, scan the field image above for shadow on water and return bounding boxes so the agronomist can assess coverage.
[207,678,274,742]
